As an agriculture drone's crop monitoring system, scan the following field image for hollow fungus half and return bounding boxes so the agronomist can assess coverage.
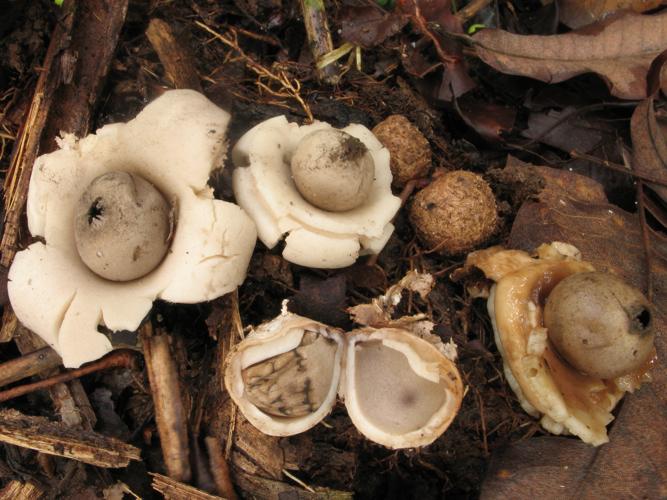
[463,242,656,445]
[232,116,401,268]
[8,90,257,368]
[224,309,463,449]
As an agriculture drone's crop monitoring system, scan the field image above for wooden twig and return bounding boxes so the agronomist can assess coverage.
[0,480,45,499]
[637,182,655,302]
[141,324,192,482]
[570,150,667,188]
[13,326,94,429]
[456,0,493,22]
[0,346,61,388]
[205,436,238,500]
[299,0,340,84]
[146,18,202,91]
[151,473,223,500]
[0,349,138,403]
[0,409,140,468]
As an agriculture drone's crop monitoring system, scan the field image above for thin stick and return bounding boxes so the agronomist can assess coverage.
[142,326,192,482]
[456,0,493,22]
[570,150,667,188]
[205,436,238,500]
[146,18,202,91]
[0,346,62,388]
[299,0,339,84]
[637,182,654,302]
[0,350,138,403]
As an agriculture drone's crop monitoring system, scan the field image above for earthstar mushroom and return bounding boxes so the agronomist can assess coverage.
[8,90,257,368]
[544,271,655,379]
[372,114,431,187]
[462,242,655,445]
[225,275,463,449]
[232,116,401,268]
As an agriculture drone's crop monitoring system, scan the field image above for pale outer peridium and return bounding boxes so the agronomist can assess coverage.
[232,116,401,268]
[8,90,258,368]
[224,311,463,449]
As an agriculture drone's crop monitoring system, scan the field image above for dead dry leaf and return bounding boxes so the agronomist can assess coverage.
[486,158,667,499]
[472,11,667,100]
[631,98,667,202]
[339,6,408,49]
[559,0,667,29]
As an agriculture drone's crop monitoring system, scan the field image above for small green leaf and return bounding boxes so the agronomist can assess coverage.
[54,0,64,5]
[467,23,486,34]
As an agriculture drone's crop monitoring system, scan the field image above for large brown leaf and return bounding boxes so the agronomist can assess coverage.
[471,11,667,100]
[482,157,667,499]
[631,98,667,202]
[559,0,667,29]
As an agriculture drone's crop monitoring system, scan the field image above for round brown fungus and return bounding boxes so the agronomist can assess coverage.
[372,115,431,187]
[410,170,497,255]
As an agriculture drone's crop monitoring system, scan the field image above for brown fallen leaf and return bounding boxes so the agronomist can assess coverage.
[397,0,476,100]
[471,11,667,100]
[339,6,408,49]
[483,157,667,499]
[559,0,667,29]
[631,98,667,202]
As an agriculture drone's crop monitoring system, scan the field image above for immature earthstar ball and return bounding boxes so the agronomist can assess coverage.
[544,272,655,379]
[290,129,375,212]
[75,171,172,281]
[410,171,497,254]
[372,115,431,187]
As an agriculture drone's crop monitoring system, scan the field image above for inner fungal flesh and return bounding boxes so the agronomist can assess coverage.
[353,340,448,434]
[242,330,338,417]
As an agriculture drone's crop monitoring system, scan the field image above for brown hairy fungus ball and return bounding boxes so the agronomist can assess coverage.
[372,115,431,187]
[409,170,497,255]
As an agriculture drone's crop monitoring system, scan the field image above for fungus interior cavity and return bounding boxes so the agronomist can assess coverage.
[354,340,447,434]
[74,171,172,282]
[242,329,337,418]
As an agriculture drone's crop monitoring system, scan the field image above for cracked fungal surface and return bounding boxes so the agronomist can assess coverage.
[242,330,338,417]
[7,90,257,368]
